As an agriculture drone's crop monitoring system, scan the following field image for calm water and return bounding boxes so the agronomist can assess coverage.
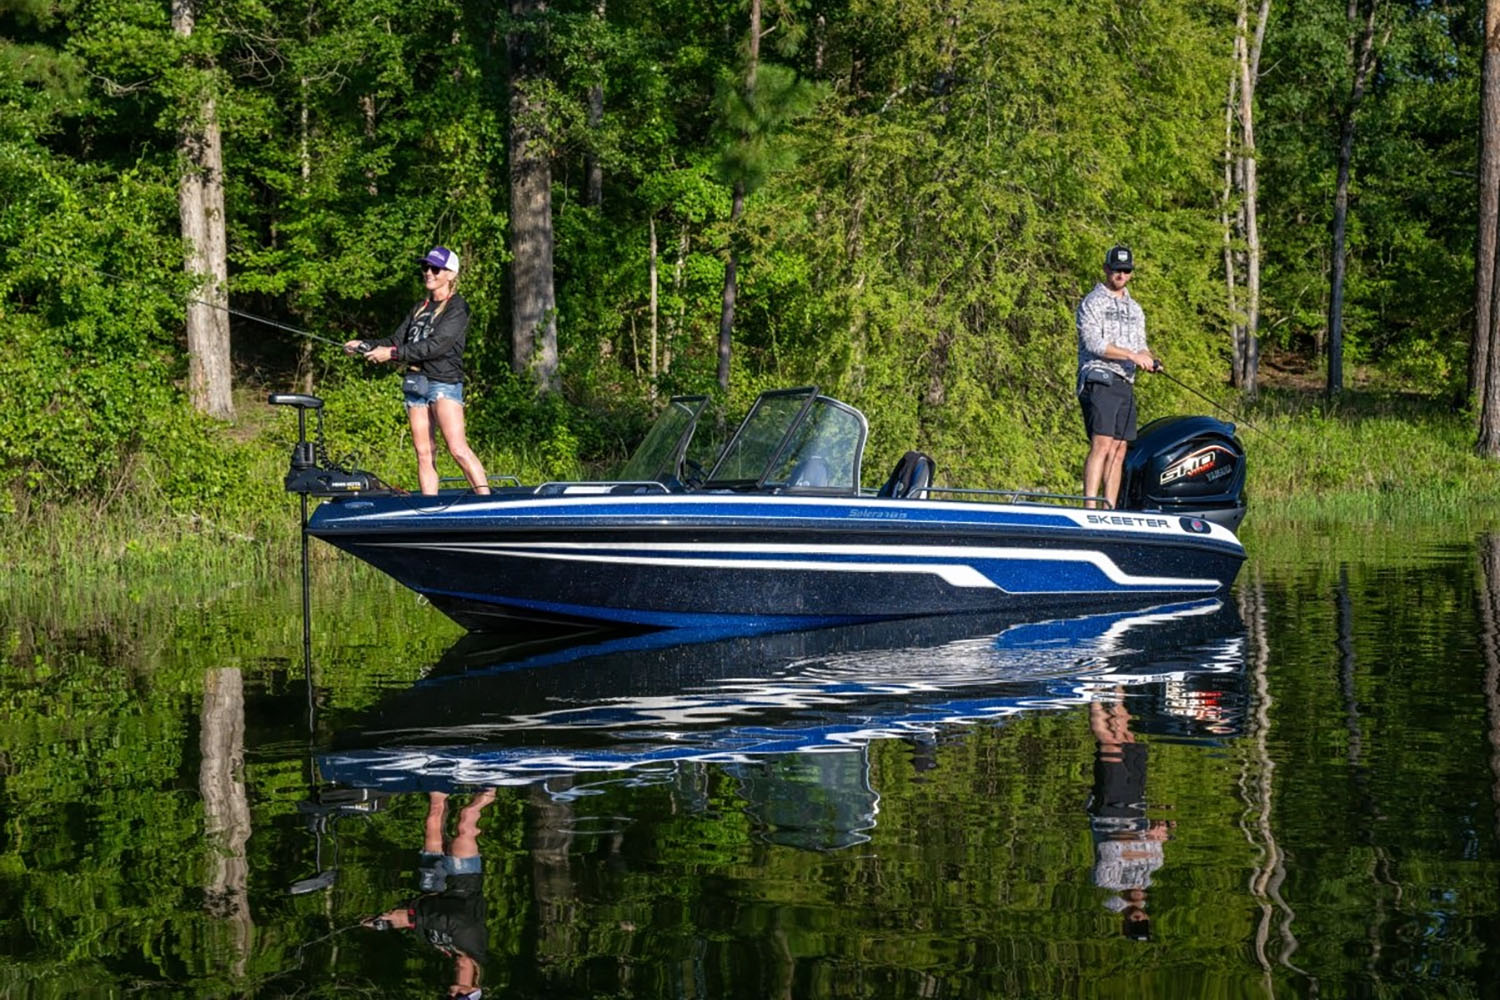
[3,523,1499,998]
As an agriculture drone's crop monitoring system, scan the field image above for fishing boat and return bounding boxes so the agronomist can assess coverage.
[271,386,1247,631]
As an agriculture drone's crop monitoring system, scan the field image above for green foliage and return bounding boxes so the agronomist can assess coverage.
[0,0,1487,530]
[714,62,828,194]
[0,155,185,506]
[1256,0,1478,385]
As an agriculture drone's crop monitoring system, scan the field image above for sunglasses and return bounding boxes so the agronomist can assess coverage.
[420,264,445,275]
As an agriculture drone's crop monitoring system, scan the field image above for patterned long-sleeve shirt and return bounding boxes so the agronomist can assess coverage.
[1076,283,1147,395]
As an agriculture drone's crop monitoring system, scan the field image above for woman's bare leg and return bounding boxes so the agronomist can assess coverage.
[449,789,497,859]
[433,398,490,494]
[424,792,448,854]
[408,405,440,495]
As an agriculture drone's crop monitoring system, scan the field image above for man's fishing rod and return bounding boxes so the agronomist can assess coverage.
[1149,360,1277,446]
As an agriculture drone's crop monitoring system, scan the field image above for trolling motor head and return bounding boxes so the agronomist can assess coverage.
[268,393,394,497]
[287,786,393,895]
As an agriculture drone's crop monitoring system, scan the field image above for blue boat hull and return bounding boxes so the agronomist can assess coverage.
[308,493,1245,630]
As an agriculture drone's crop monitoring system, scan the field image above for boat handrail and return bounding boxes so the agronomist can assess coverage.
[533,480,673,496]
[440,474,523,487]
[915,485,1114,508]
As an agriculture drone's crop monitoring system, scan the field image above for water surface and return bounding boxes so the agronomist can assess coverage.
[2,523,1498,998]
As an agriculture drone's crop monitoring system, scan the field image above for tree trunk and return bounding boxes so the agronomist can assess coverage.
[200,668,253,974]
[586,83,604,206]
[1480,266,1500,452]
[528,782,577,972]
[299,77,310,184]
[1327,0,1380,399]
[648,215,659,388]
[664,224,688,377]
[717,183,743,391]
[509,0,559,393]
[361,93,379,196]
[203,106,230,406]
[585,0,605,207]
[1223,61,1243,388]
[1238,0,1270,397]
[1478,536,1500,844]
[716,0,760,392]
[1473,0,1500,412]
[174,0,233,420]
[814,13,826,75]
[923,328,954,411]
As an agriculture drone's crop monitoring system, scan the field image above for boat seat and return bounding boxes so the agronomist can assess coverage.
[787,455,831,488]
[876,450,935,499]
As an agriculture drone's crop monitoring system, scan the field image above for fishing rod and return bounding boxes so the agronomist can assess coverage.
[1150,361,1278,446]
[219,302,350,349]
[12,250,361,351]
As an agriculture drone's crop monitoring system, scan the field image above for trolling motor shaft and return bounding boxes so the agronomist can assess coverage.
[268,393,392,497]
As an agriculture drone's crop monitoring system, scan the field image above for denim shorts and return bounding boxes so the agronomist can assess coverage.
[404,379,464,410]
[417,851,483,892]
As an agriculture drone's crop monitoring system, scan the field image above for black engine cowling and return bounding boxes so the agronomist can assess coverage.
[1120,415,1247,531]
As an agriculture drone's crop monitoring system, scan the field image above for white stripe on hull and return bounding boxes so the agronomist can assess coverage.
[365,539,1219,592]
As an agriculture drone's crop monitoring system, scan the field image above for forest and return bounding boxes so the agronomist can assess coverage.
[0,0,1489,527]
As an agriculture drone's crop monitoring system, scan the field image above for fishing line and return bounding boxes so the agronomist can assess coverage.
[1151,363,1279,447]
[219,303,350,349]
[10,249,359,350]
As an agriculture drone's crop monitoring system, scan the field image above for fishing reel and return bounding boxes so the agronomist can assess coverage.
[269,393,394,497]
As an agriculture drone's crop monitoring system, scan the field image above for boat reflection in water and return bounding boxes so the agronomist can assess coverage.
[318,599,1246,850]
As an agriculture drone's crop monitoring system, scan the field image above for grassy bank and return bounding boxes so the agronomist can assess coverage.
[1,380,597,583]
[3,376,1497,587]
[1235,384,1500,521]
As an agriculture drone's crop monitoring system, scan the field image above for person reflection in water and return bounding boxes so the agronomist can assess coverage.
[1086,695,1174,940]
[363,789,497,998]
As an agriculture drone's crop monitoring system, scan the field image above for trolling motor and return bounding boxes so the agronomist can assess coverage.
[268,393,393,496]
[288,786,392,895]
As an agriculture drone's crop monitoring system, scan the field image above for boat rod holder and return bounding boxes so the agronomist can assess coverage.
[268,393,391,497]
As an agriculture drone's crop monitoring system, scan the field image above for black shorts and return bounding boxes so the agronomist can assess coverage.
[1080,377,1138,442]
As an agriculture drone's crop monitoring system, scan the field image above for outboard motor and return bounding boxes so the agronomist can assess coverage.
[1120,415,1247,531]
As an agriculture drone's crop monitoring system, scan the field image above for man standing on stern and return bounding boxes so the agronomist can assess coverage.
[1076,245,1159,510]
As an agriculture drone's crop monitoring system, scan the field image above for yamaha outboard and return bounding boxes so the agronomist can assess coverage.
[1120,415,1247,531]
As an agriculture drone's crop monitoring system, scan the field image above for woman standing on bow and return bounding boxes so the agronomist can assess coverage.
[345,247,490,496]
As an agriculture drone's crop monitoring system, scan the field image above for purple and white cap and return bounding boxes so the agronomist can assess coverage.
[420,246,460,275]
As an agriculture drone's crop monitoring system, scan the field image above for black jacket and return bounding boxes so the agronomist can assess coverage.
[370,293,471,384]
[411,873,488,965]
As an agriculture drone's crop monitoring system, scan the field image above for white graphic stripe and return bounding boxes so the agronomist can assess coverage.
[367,540,1218,591]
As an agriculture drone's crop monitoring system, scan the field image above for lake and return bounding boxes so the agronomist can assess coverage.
[2,520,1498,998]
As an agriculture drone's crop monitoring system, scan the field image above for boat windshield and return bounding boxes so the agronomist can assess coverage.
[706,386,867,492]
[615,395,710,484]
